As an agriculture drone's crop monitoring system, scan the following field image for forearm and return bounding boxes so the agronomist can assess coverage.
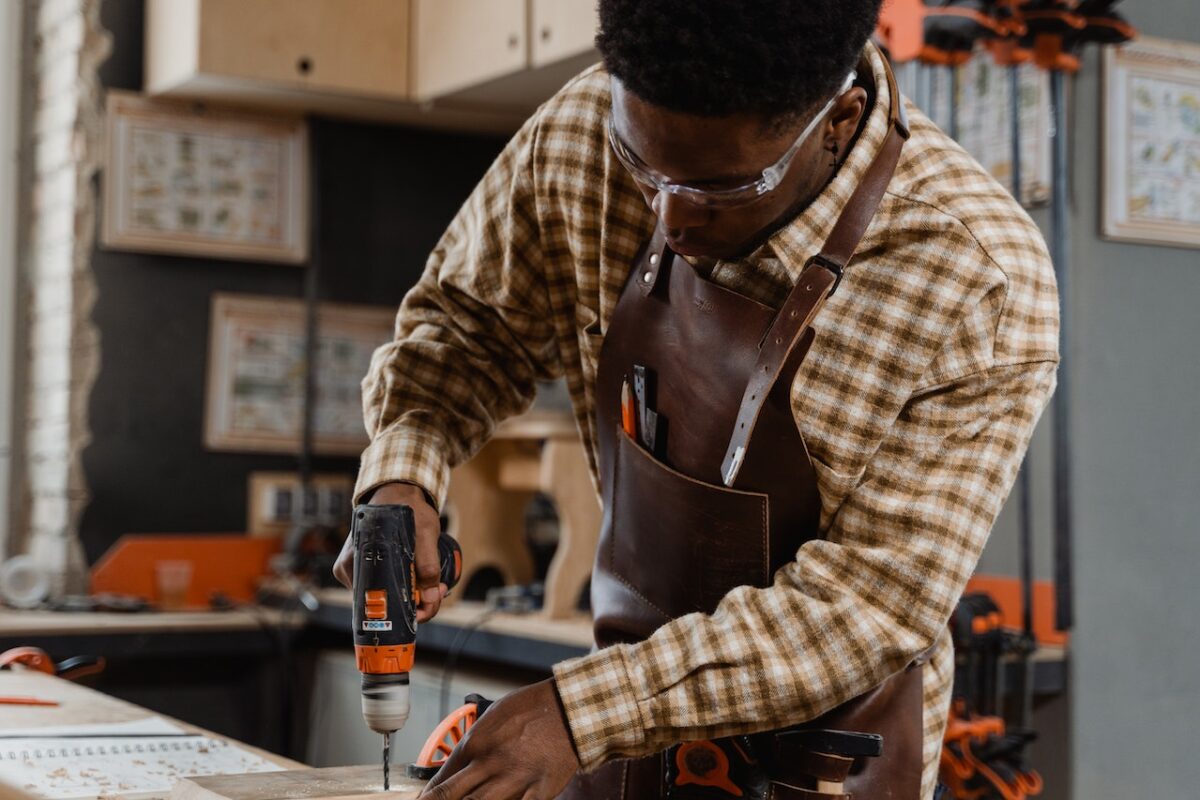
[355,114,558,506]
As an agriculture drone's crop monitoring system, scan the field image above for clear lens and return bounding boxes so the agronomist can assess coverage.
[607,70,856,209]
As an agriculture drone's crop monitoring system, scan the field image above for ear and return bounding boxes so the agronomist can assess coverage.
[824,87,868,153]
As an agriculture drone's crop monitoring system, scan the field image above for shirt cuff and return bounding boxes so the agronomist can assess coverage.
[552,644,649,770]
[354,424,451,509]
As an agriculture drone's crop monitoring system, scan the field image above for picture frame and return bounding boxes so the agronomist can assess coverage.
[204,293,395,456]
[103,90,309,264]
[1103,36,1200,250]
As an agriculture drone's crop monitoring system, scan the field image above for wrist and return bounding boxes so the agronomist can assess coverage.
[365,481,438,512]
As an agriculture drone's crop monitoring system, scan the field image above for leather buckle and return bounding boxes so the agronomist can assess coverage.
[805,254,845,298]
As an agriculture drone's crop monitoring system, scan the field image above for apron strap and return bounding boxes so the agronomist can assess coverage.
[720,59,910,488]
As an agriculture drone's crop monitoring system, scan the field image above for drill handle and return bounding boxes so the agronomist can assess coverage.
[437,533,463,592]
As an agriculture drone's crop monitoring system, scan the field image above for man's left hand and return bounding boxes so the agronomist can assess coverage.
[418,678,581,800]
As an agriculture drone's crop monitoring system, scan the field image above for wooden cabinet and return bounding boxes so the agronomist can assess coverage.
[144,0,597,131]
[146,0,411,101]
[411,0,527,100]
[530,0,600,68]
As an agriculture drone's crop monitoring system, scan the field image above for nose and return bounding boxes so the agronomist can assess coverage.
[652,190,711,233]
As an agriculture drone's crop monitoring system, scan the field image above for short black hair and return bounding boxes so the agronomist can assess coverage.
[596,0,882,122]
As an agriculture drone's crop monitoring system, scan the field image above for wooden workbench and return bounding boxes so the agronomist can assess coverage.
[0,671,303,800]
[0,609,302,638]
[0,607,311,759]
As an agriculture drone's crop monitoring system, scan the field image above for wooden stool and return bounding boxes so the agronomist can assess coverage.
[442,411,600,620]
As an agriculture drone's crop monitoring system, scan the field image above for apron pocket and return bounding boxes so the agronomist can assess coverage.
[610,425,771,618]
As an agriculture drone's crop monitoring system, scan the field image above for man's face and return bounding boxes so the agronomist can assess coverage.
[609,79,862,261]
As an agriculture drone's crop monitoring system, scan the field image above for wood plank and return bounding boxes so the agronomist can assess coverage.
[492,410,577,440]
[171,766,423,800]
[0,608,303,637]
[0,673,301,800]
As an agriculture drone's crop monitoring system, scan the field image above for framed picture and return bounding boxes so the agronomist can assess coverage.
[205,293,395,456]
[1103,36,1200,249]
[103,90,309,263]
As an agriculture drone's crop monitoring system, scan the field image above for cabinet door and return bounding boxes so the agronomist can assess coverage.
[530,0,599,68]
[197,0,409,100]
[410,0,528,101]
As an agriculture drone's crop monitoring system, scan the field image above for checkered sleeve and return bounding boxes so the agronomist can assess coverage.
[354,113,561,508]
[553,357,1058,770]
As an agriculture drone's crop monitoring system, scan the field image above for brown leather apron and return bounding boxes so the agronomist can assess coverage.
[562,61,924,800]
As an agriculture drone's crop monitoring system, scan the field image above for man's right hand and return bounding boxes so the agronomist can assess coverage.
[332,482,448,623]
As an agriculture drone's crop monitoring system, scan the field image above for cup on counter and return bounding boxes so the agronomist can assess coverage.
[154,559,193,610]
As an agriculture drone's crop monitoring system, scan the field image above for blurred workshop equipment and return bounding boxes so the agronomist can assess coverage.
[443,410,599,619]
[90,534,280,609]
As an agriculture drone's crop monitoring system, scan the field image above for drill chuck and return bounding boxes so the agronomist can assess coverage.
[361,673,411,734]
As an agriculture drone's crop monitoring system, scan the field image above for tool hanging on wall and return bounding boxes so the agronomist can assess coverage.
[923,2,1011,137]
[941,595,1043,800]
[1020,0,1136,633]
[877,1,1019,134]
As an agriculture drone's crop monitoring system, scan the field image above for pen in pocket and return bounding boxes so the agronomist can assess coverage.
[621,377,638,439]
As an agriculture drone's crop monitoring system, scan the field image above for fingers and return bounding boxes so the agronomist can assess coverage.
[411,501,446,622]
[331,528,355,588]
[418,763,486,800]
[416,582,447,624]
[420,766,532,800]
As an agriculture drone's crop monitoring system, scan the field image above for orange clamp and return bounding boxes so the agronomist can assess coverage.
[675,741,743,797]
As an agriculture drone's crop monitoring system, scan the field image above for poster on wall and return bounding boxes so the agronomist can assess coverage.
[1103,36,1200,249]
[103,91,309,264]
[205,294,394,456]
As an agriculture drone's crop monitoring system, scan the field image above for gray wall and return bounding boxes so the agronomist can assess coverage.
[977,3,1200,797]
[1068,4,1200,797]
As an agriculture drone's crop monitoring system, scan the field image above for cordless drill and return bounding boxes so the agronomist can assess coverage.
[351,504,462,789]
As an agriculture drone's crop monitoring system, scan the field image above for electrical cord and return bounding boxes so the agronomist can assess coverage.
[438,605,497,720]
[436,583,545,719]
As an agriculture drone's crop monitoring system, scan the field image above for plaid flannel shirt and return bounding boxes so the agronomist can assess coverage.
[355,44,1059,798]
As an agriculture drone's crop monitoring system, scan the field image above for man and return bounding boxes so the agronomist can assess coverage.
[334,1,1059,798]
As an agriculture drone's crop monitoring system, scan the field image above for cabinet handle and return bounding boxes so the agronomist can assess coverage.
[508,33,520,49]
[297,56,313,75]
[541,26,552,42]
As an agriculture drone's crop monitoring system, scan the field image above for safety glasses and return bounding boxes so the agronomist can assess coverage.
[607,71,857,209]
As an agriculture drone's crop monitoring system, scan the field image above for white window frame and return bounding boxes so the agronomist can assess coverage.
[0,0,23,556]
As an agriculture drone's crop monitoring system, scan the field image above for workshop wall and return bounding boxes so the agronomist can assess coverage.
[980,3,1200,796]
[79,0,506,563]
[1065,4,1200,797]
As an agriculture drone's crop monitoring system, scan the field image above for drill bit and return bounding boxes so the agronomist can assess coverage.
[383,732,391,791]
